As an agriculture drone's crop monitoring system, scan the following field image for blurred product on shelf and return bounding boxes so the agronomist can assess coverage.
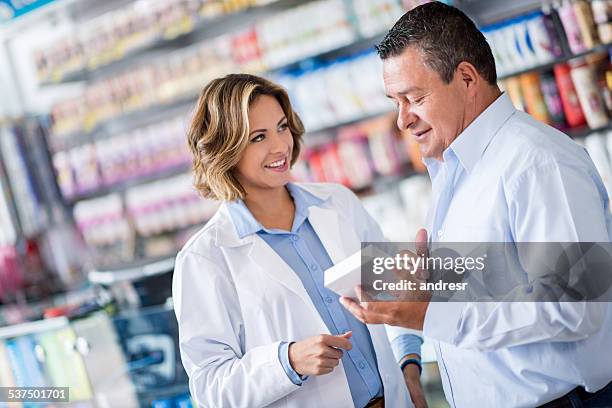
[361,175,431,241]
[539,71,567,128]
[0,175,17,248]
[47,0,403,143]
[570,59,610,128]
[72,174,219,266]
[593,0,612,43]
[49,34,236,141]
[0,125,48,237]
[0,307,191,408]
[292,112,417,191]
[73,194,134,266]
[553,62,588,127]
[53,115,190,201]
[256,0,355,69]
[0,246,24,301]
[125,174,218,238]
[519,72,551,124]
[277,51,393,131]
[33,0,279,83]
[482,12,562,77]
[352,0,406,37]
[499,50,611,133]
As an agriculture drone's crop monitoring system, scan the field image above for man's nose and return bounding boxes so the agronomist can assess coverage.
[397,107,418,131]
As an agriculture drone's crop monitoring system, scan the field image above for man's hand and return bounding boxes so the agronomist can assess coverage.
[339,287,430,329]
[401,354,428,408]
[288,332,352,376]
[339,229,432,330]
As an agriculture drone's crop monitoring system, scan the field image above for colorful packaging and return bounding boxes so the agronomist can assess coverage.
[573,0,600,49]
[540,72,567,127]
[554,63,587,127]
[558,0,588,54]
[505,76,526,111]
[570,61,610,128]
[520,72,551,124]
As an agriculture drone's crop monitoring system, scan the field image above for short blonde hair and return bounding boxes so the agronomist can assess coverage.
[187,74,304,201]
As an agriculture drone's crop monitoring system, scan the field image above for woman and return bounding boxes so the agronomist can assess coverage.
[173,74,424,408]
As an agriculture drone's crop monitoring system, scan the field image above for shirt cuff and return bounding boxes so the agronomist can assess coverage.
[423,302,464,344]
[278,341,308,386]
[391,334,423,362]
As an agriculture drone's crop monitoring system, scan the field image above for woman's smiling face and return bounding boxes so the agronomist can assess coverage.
[233,94,294,195]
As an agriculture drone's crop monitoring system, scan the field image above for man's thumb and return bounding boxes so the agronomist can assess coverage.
[416,228,428,257]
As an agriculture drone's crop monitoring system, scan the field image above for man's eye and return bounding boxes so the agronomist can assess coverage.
[410,96,426,105]
[251,134,265,142]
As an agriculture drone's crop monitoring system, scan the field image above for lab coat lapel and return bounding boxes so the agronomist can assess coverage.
[307,206,349,265]
[246,235,322,315]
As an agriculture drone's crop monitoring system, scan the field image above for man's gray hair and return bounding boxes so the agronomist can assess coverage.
[376,2,497,85]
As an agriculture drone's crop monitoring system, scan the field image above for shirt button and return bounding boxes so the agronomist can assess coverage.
[310,264,318,271]
[325,297,333,304]
[290,235,299,242]
[358,361,366,369]
[437,230,443,237]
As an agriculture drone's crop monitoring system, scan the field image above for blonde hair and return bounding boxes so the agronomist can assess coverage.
[187,74,304,201]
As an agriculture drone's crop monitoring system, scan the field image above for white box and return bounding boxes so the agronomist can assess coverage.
[324,250,363,298]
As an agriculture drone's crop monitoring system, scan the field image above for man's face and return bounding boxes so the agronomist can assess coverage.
[383,46,469,160]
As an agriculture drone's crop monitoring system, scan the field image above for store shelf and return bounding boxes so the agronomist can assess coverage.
[498,43,612,81]
[88,256,176,285]
[566,123,612,139]
[50,93,198,153]
[0,316,69,339]
[64,162,191,205]
[51,30,389,153]
[38,0,312,85]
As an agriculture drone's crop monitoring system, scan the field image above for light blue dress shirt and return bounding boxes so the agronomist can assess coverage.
[421,93,612,407]
[227,183,421,408]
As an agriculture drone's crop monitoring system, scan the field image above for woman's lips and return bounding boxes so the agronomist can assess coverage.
[264,157,289,172]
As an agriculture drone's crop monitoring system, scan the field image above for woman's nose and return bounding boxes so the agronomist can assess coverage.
[270,131,289,153]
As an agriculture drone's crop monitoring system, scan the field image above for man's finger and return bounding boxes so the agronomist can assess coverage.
[356,285,375,302]
[415,228,428,258]
[339,296,368,323]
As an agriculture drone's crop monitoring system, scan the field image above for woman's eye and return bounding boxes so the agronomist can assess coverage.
[251,134,265,142]
[279,123,289,132]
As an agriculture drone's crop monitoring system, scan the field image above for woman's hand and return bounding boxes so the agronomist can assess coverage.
[288,332,353,376]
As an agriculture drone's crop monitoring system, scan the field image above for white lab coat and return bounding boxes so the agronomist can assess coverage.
[173,182,413,408]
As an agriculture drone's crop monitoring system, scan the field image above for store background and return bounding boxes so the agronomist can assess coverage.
[0,0,610,406]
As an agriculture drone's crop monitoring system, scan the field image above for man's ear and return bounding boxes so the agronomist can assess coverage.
[455,61,480,93]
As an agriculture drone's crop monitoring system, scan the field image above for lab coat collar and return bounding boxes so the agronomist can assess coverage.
[215,183,346,313]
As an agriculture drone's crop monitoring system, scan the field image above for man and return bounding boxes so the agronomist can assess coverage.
[340,2,612,407]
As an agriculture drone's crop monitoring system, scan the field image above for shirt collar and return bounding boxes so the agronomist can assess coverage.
[226,182,325,238]
[424,93,516,175]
